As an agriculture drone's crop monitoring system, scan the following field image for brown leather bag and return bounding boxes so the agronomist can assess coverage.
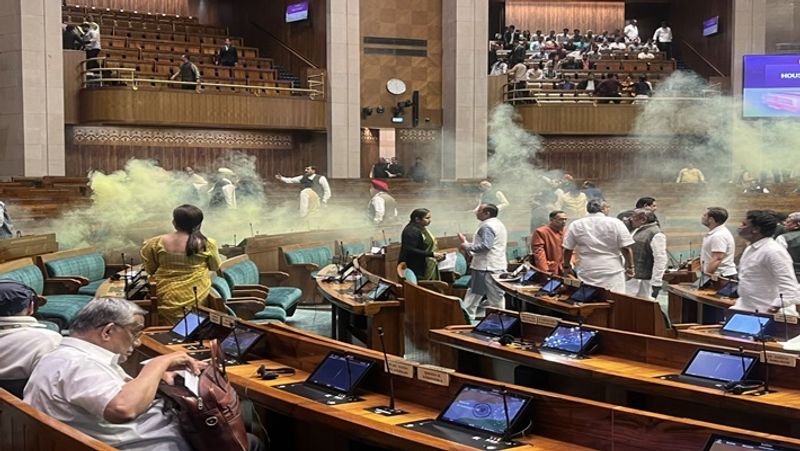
[158,339,249,451]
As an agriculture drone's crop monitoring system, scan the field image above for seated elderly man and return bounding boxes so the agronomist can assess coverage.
[0,281,62,397]
[24,297,263,451]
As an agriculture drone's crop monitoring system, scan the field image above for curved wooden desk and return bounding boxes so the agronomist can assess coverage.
[316,277,403,356]
[667,283,735,325]
[430,315,800,437]
[94,266,158,326]
[676,324,800,355]
[495,278,612,325]
[134,319,800,451]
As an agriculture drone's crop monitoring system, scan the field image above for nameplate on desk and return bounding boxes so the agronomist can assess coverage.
[562,278,581,288]
[773,314,798,324]
[418,364,454,386]
[519,312,560,328]
[221,317,236,328]
[209,312,222,325]
[761,351,797,367]
[385,358,416,379]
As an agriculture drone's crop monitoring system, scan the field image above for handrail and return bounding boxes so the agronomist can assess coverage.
[250,21,318,69]
[502,84,710,104]
[679,39,727,78]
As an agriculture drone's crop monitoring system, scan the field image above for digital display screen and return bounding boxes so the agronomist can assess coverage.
[743,55,800,117]
[473,312,520,337]
[683,350,756,383]
[171,311,206,338]
[704,434,800,451]
[721,313,771,338]
[570,286,599,303]
[541,325,598,354]
[354,274,370,293]
[364,281,391,301]
[306,352,374,393]
[539,279,562,295]
[717,281,739,298]
[703,16,719,37]
[521,270,538,284]
[221,325,263,358]
[439,385,530,435]
[285,1,309,23]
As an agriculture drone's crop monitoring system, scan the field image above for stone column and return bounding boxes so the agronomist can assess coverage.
[731,0,767,98]
[0,0,65,176]
[441,0,488,180]
[326,0,361,178]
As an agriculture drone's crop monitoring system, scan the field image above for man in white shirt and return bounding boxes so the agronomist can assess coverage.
[208,167,238,209]
[700,207,737,278]
[624,19,639,42]
[275,165,332,217]
[653,21,673,59]
[734,210,800,315]
[626,209,667,300]
[776,212,800,282]
[562,199,635,293]
[458,204,508,319]
[0,281,62,397]
[637,48,655,60]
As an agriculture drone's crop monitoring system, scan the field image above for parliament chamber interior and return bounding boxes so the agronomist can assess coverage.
[3,0,800,449]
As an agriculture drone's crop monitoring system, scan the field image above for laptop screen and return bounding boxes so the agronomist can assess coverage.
[520,270,538,284]
[539,279,562,295]
[306,352,374,394]
[171,311,207,338]
[717,281,739,298]
[364,281,392,301]
[683,349,756,383]
[570,285,599,303]
[721,313,771,338]
[438,384,531,435]
[540,325,598,354]
[353,274,370,294]
[473,312,520,337]
[704,434,800,451]
[220,325,264,359]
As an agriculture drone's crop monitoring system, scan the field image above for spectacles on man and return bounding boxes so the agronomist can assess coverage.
[114,323,144,343]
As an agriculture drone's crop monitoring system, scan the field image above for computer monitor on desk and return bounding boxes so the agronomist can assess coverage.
[704,434,800,451]
[277,351,375,405]
[721,313,772,340]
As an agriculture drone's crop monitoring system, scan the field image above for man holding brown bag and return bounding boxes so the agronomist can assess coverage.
[24,297,263,451]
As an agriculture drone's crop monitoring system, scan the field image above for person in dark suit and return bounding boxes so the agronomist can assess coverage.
[399,208,445,280]
[215,37,238,67]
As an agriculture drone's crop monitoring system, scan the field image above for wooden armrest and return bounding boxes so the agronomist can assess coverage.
[234,283,269,291]
[232,288,268,299]
[288,262,320,271]
[226,297,267,320]
[259,271,289,286]
[43,277,88,294]
[418,280,450,294]
[672,322,701,330]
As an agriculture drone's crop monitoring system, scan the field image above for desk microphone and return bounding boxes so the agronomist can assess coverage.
[759,321,771,394]
[576,318,586,359]
[382,229,388,245]
[688,241,693,260]
[192,287,206,350]
[233,234,237,246]
[344,354,355,402]
[121,252,128,292]
[230,325,244,364]
[780,293,789,342]
[249,222,254,238]
[180,306,189,343]
[497,313,514,346]
[367,327,405,416]
[500,387,513,444]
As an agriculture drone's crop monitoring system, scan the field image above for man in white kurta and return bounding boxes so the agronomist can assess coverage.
[562,199,635,293]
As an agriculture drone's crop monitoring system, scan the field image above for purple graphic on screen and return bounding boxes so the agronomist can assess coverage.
[286,1,309,23]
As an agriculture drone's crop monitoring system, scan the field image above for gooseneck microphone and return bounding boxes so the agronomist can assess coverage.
[382,229,388,245]
[249,222,254,237]
[231,325,244,364]
[577,318,586,359]
[181,306,189,343]
[497,313,514,346]
[759,321,771,394]
[344,354,355,402]
[121,252,128,292]
[366,327,406,416]
[192,286,205,349]
[780,293,789,342]
[500,388,512,443]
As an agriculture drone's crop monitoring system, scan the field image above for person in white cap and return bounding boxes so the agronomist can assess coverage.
[208,167,237,209]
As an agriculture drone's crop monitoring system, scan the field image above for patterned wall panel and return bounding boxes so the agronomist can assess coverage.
[360,0,443,128]
[505,1,624,35]
[72,126,293,149]
[68,0,191,16]
[396,129,441,180]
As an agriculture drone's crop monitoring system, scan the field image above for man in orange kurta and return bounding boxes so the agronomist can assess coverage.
[531,210,568,273]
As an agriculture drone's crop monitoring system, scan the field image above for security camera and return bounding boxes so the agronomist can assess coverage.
[376,105,385,114]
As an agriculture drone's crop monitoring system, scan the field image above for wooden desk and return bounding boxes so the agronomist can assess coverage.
[136,320,800,450]
[495,278,612,326]
[316,278,404,356]
[677,324,800,355]
[0,233,58,263]
[95,268,158,326]
[430,315,800,437]
[667,283,735,325]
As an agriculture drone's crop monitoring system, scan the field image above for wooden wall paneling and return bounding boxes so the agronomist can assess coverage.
[63,51,84,125]
[72,0,191,16]
[359,0,443,129]
[79,88,326,130]
[669,0,733,81]
[518,104,641,135]
[395,129,441,181]
[505,1,625,35]
[360,128,380,178]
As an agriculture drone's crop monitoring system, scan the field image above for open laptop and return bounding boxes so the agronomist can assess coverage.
[150,310,209,345]
[277,351,375,405]
[659,349,757,389]
[470,311,520,340]
[539,324,599,357]
[519,269,538,286]
[704,434,800,451]
[358,280,392,302]
[188,323,264,365]
[538,278,562,296]
[720,313,772,340]
[716,281,739,299]
[569,285,601,303]
[399,384,532,450]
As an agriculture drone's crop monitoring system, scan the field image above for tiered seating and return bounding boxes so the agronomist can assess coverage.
[0,178,91,232]
[63,5,294,94]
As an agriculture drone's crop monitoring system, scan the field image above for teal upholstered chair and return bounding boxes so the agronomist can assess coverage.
[396,262,450,294]
[451,252,472,290]
[338,241,368,258]
[219,254,301,316]
[279,242,334,304]
[208,274,286,323]
[38,247,111,296]
[0,258,93,330]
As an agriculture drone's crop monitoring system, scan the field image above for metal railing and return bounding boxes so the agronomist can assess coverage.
[502,83,711,105]
[79,57,324,98]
